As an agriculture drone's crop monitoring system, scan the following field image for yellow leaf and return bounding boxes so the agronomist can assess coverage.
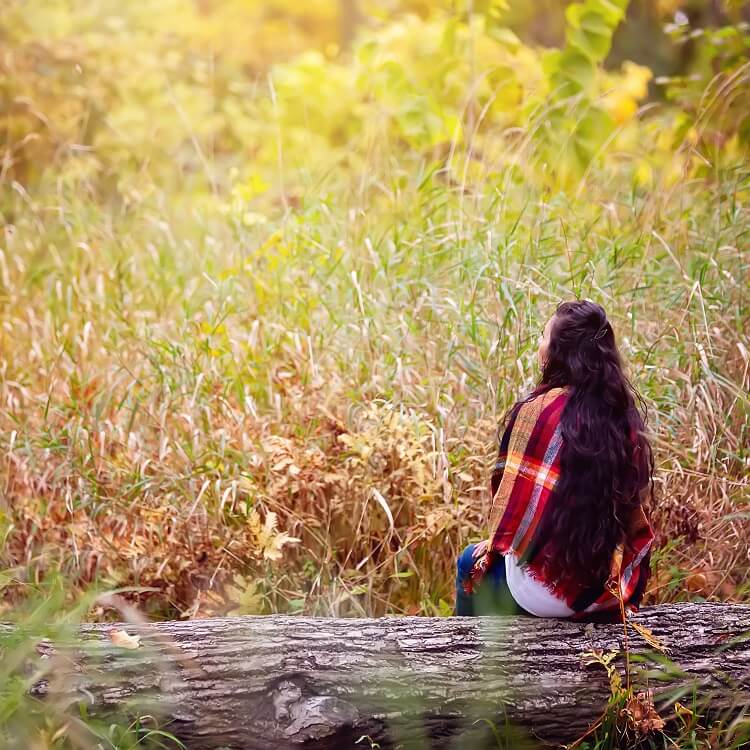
[242,211,267,226]
[622,62,652,99]
[634,160,653,187]
[226,575,265,616]
[110,629,141,650]
[629,621,671,654]
[262,530,301,561]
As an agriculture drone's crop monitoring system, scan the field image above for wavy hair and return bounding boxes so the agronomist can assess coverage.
[521,300,652,588]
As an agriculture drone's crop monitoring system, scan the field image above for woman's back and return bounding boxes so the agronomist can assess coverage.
[456,300,655,620]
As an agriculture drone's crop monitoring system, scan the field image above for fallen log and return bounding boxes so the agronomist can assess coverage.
[33,603,750,749]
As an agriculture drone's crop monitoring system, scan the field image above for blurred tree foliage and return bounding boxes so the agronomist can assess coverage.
[0,0,748,194]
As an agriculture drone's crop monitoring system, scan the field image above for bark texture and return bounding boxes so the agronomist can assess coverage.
[35,603,750,749]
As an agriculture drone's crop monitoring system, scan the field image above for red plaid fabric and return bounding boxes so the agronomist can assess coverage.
[467,387,654,618]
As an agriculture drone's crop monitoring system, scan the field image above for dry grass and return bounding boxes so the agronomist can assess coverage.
[1,144,748,618]
[1,1,748,623]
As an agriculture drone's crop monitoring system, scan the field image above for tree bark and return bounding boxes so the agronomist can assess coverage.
[339,0,359,50]
[34,603,750,749]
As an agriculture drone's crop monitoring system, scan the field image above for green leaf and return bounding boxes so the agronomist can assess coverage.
[567,26,613,61]
[587,0,628,26]
[488,26,521,51]
[565,5,622,61]
[574,104,615,157]
[552,49,596,96]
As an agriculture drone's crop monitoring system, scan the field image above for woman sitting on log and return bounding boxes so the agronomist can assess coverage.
[456,300,655,620]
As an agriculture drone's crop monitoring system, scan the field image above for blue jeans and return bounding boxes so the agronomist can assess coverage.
[454,543,530,617]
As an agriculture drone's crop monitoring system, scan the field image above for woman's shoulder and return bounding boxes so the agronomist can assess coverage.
[540,386,568,402]
[519,386,568,412]
[511,386,568,427]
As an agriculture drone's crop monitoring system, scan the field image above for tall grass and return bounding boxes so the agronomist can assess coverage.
[0,1,748,626]
[0,574,183,748]
[1,108,747,618]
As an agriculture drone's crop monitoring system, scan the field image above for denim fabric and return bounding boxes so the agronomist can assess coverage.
[454,543,530,617]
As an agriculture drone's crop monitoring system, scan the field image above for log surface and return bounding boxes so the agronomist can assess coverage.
[38,603,750,749]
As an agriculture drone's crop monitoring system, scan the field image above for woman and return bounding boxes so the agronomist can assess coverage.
[455,300,655,620]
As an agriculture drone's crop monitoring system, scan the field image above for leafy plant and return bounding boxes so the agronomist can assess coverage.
[0,575,183,749]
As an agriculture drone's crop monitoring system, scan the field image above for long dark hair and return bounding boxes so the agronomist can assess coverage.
[533,300,653,587]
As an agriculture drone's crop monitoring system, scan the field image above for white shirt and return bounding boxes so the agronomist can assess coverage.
[505,554,575,617]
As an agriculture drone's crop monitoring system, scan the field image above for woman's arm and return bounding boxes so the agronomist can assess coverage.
[469,388,567,587]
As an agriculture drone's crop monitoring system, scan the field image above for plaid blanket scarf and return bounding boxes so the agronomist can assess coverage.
[467,387,654,617]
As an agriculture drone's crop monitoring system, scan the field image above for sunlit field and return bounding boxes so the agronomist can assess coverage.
[1,0,749,744]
